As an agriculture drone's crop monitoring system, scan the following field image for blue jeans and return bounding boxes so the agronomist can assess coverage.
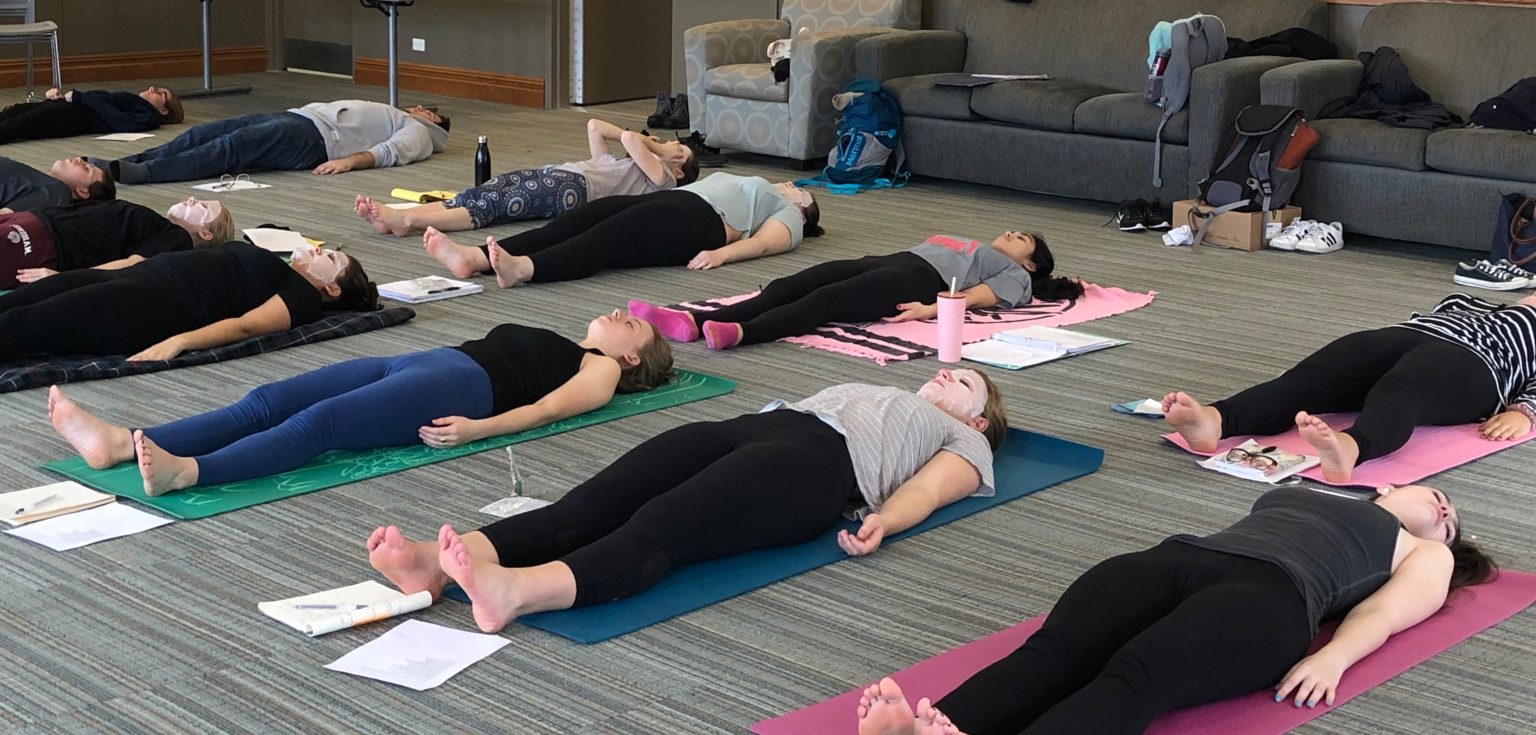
[142,348,494,485]
[120,112,328,183]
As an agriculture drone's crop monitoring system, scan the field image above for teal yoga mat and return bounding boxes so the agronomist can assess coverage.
[43,370,734,520]
[444,428,1103,642]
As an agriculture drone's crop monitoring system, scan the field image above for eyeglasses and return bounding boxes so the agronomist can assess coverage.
[1224,445,1283,475]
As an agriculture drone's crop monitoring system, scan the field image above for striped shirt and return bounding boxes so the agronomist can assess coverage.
[765,384,996,512]
[1395,293,1536,413]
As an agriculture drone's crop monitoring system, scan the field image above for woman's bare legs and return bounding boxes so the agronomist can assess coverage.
[422,227,491,278]
[1162,391,1223,452]
[857,678,965,735]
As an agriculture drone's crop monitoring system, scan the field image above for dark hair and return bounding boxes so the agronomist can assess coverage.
[1448,533,1498,590]
[85,175,116,202]
[678,154,700,185]
[1027,232,1084,301]
[161,89,185,124]
[616,326,675,393]
[802,194,824,238]
[975,370,1008,450]
[435,114,452,133]
[326,254,381,312]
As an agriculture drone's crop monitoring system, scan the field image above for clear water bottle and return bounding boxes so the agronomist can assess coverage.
[474,135,492,187]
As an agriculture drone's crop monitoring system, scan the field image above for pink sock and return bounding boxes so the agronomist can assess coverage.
[701,320,743,351]
[627,299,699,342]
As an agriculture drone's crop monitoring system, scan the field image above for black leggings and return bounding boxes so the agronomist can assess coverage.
[0,100,92,144]
[0,268,197,359]
[702,252,946,345]
[477,410,856,607]
[937,541,1313,735]
[483,190,727,283]
[1214,327,1502,463]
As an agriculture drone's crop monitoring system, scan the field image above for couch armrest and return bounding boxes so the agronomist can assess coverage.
[854,30,966,84]
[788,27,899,160]
[685,19,791,135]
[1261,60,1364,119]
[1185,55,1305,196]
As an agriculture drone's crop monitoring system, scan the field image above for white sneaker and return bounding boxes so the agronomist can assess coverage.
[1268,218,1312,251]
[1295,221,1344,254]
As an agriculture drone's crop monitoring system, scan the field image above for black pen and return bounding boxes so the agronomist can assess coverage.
[425,286,462,295]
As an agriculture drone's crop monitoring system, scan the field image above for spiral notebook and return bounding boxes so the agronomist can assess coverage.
[378,276,482,304]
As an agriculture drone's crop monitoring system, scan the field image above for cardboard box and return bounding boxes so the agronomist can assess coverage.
[1171,199,1301,251]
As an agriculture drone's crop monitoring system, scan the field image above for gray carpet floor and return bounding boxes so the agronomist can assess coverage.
[0,71,1531,735]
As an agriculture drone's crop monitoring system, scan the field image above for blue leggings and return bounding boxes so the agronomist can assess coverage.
[445,168,589,228]
[143,348,494,486]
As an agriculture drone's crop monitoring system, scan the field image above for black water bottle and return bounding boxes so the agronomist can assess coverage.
[474,135,492,187]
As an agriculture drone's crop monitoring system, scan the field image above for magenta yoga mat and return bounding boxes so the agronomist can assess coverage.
[752,571,1536,735]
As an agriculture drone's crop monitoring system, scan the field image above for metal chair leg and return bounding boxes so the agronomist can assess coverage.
[48,32,59,88]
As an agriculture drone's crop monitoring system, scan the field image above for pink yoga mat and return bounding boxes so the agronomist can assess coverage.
[751,571,1536,735]
[679,283,1155,365]
[1162,413,1536,488]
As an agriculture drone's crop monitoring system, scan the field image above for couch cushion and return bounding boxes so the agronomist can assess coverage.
[970,79,1114,133]
[885,74,979,121]
[1073,93,1188,145]
[1307,119,1429,171]
[704,63,787,103]
[1425,128,1536,183]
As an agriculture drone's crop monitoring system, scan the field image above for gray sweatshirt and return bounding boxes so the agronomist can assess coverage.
[289,100,448,168]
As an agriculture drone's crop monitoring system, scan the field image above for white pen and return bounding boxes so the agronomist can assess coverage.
[292,603,370,610]
[13,493,60,516]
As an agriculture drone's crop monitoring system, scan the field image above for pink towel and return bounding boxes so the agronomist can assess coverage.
[751,571,1536,735]
[1163,413,1536,488]
[677,282,1155,364]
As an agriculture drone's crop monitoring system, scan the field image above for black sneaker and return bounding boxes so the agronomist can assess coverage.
[1143,199,1171,230]
[662,93,690,130]
[677,130,727,167]
[1108,199,1148,231]
[646,92,673,129]
[1454,259,1529,291]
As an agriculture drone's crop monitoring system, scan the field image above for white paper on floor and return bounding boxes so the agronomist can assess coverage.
[324,619,509,690]
[94,132,156,141]
[5,503,173,550]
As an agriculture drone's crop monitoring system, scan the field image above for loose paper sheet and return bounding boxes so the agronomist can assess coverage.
[325,620,509,690]
[6,503,172,550]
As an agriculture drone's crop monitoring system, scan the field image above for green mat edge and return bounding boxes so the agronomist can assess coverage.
[43,369,735,520]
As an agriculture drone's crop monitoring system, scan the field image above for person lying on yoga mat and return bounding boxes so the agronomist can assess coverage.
[855,484,1497,735]
[364,368,1003,633]
[0,239,375,363]
[628,231,1082,350]
[355,118,699,237]
[0,85,183,144]
[422,171,822,287]
[1164,292,1536,483]
[48,310,673,496]
[2,196,237,288]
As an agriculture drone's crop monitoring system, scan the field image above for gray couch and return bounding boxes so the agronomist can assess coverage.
[1262,2,1536,251]
[854,0,1326,204]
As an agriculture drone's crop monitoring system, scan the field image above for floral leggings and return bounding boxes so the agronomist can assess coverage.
[444,167,589,228]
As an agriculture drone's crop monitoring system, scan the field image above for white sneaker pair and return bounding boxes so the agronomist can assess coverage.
[1269,218,1344,254]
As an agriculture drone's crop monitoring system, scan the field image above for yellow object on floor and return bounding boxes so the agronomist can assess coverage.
[390,187,457,203]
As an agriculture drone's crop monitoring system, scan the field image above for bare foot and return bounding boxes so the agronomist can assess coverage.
[1163,391,1223,452]
[1296,412,1358,482]
[354,194,391,235]
[914,698,962,735]
[858,678,922,735]
[47,386,133,469]
[134,430,199,496]
[486,238,534,288]
[368,197,414,237]
[368,525,449,598]
[422,227,488,279]
[438,524,524,633]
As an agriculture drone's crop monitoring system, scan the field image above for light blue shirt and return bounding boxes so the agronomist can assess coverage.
[290,100,447,168]
[679,173,805,249]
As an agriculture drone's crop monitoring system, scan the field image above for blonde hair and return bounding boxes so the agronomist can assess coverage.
[616,327,676,393]
[975,370,1008,450]
[199,205,236,247]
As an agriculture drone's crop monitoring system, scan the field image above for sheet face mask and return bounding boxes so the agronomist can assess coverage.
[291,246,343,284]
[917,369,987,418]
[167,199,222,226]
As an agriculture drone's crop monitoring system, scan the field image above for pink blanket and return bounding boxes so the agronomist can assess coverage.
[751,571,1536,735]
[1163,413,1536,488]
[677,282,1155,364]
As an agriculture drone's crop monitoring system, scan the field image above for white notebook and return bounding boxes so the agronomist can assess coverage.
[963,327,1126,370]
[1,481,115,526]
[378,276,482,304]
[258,581,433,637]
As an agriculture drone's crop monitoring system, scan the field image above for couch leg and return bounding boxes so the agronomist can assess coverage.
[790,158,824,171]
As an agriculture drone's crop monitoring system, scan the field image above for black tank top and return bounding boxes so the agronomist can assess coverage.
[1172,487,1401,633]
[453,324,601,414]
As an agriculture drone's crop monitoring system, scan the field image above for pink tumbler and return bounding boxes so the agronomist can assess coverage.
[937,291,966,363]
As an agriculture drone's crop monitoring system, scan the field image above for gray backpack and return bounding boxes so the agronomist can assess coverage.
[1151,15,1227,186]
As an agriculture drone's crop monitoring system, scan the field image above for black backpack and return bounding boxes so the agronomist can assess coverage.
[1470,77,1536,133]
[1198,105,1316,214]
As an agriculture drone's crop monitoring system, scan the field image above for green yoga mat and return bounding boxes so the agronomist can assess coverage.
[43,370,735,520]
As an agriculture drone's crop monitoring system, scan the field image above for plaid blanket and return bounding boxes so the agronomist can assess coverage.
[0,307,416,393]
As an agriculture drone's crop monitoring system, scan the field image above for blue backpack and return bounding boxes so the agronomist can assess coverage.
[798,79,910,194]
